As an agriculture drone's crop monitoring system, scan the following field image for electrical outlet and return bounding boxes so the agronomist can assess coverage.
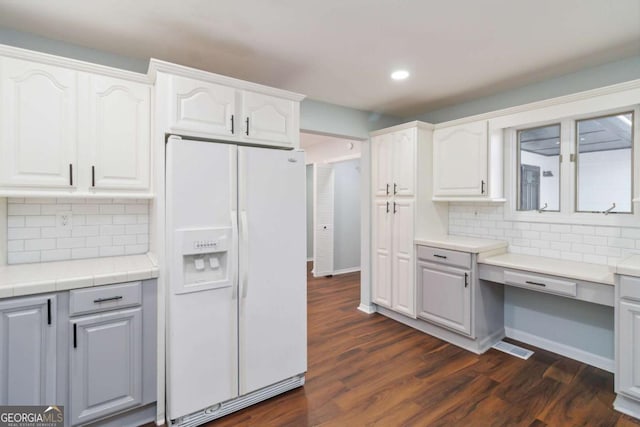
[56,211,73,235]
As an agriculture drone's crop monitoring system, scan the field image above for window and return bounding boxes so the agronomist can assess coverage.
[517,124,561,212]
[510,106,637,224]
[575,112,633,214]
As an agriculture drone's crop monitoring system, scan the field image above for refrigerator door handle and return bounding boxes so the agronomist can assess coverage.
[240,210,249,298]
[231,212,239,299]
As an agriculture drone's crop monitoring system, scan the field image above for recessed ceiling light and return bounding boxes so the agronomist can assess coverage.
[391,70,410,80]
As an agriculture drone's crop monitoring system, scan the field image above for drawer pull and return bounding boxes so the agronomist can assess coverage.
[73,324,77,348]
[433,254,447,259]
[93,296,123,304]
[464,273,469,288]
[525,280,546,287]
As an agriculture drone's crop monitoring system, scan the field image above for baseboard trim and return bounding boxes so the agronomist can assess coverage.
[333,267,360,275]
[357,303,376,314]
[504,327,614,372]
[614,394,640,419]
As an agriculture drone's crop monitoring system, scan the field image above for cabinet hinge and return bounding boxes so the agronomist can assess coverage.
[569,153,576,162]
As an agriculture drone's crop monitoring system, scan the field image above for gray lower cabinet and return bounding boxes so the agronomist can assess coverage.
[68,282,143,425]
[619,299,640,399]
[0,295,56,405]
[69,289,144,426]
[417,261,471,336]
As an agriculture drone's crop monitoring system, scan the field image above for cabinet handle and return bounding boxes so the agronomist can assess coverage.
[481,180,486,194]
[47,299,51,325]
[69,164,73,186]
[394,183,398,195]
[245,117,250,136]
[91,166,95,187]
[73,324,77,349]
[393,202,397,214]
[525,280,546,287]
[231,114,235,134]
[464,273,469,288]
[433,254,447,259]
[386,201,389,213]
[386,183,389,195]
[93,296,123,304]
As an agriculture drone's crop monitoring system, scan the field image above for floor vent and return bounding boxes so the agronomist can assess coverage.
[492,341,534,360]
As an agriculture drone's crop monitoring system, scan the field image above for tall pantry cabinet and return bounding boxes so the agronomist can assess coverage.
[370,122,448,318]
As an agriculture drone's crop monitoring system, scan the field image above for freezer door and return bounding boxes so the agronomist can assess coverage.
[238,146,307,395]
[165,138,239,420]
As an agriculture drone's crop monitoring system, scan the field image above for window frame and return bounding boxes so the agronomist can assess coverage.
[504,104,640,227]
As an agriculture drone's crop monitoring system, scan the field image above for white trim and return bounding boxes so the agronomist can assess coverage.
[433,78,640,129]
[333,267,361,275]
[307,257,313,262]
[432,197,506,203]
[322,153,362,164]
[357,304,376,314]
[0,199,6,267]
[369,120,434,136]
[504,326,614,372]
[614,394,640,419]
[148,59,305,102]
[0,43,149,83]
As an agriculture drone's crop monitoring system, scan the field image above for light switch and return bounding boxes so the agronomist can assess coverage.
[194,258,205,271]
[209,256,220,269]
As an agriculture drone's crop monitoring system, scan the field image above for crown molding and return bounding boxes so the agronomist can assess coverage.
[0,43,149,83]
[369,120,434,136]
[148,58,305,102]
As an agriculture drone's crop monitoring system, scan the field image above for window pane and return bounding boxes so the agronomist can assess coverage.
[517,124,561,211]
[576,113,633,213]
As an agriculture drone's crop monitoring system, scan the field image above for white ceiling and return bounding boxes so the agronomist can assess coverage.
[0,0,639,117]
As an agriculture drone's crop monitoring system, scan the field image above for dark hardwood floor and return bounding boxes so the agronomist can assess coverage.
[196,263,639,426]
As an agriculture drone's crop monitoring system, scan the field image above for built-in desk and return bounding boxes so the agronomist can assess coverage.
[478,253,614,307]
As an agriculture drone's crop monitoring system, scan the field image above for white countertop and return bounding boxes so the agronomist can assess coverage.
[479,252,614,285]
[415,235,508,253]
[0,254,159,298]
[613,255,640,278]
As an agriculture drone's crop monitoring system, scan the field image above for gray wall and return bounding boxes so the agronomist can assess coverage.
[413,54,640,124]
[505,287,614,360]
[306,165,313,260]
[333,159,361,272]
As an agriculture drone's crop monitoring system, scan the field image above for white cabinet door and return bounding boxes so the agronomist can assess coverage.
[372,199,392,308]
[392,128,416,197]
[433,120,488,197]
[0,57,77,188]
[0,295,56,405]
[241,91,297,147]
[418,262,471,336]
[391,199,415,317]
[619,300,640,400]
[169,75,236,138]
[84,75,150,190]
[371,134,393,197]
[70,308,142,425]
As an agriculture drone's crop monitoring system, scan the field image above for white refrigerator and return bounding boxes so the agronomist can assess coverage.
[165,136,307,426]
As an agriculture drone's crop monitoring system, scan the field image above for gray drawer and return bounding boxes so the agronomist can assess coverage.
[504,270,576,297]
[69,281,142,316]
[620,275,640,301]
[416,245,471,270]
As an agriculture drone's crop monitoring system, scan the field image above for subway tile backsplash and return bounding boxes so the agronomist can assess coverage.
[448,203,640,266]
[7,198,149,264]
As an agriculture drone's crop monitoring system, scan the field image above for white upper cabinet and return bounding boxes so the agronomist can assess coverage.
[168,75,236,139]
[241,91,297,147]
[84,74,150,191]
[0,57,77,189]
[371,134,393,197]
[433,120,504,201]
[0,50,152,197]
[157,67,304,149]
[433,120,488,197]
[392,128,416,197]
